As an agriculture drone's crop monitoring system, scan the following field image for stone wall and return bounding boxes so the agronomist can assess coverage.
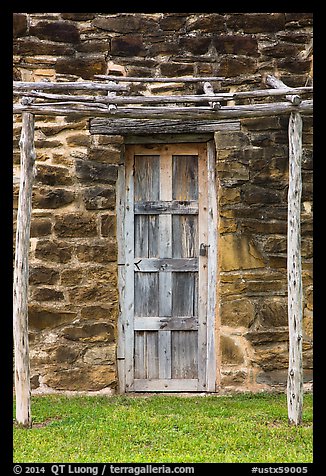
[13,13,313,393]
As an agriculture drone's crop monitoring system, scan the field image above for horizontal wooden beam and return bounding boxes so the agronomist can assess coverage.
[123,133,214,144]
[134,317,199,331]
[134,200,198,214]
[13,81,129,92]
[134,258,198,272]
[13,100,313,119]
[91,119,240,135]
[130,379,199,392]
[13,87,312,105]
[94,75,225,82]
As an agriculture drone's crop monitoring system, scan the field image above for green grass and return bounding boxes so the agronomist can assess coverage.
[14,392,313,463]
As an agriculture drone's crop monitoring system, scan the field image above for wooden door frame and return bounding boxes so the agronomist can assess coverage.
[116,135,218,393]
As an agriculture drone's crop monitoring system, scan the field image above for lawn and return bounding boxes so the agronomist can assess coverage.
[13,392,313,463]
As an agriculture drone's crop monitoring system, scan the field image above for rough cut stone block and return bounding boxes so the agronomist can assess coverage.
[83,345,116,365]
[178,36,211,54]
[185,14,226,33]
[43,366,116,391]
[36,164,73,186]
[54,213,97,238]
[75,159,118,184]
[81,305,117,321]
[100,214,116,237]
[30,218,52,237]
[218,56,257,77]
[68,285,118,304]
[241,185,281,205]
[33,188,75,209]
[227,13,285,33]
[14,38,75,56]
[89,147,121,164]
[53,345,80,364]
[61,13,96,21]
[29,21,80,43]
[160,62,194,77]
[219,234,265,271]
[60,268,84,286]
[75,242,118,264]
[29,266,59,285]
[35,239,73,263]
[252,342,288,371]
[213,35,258,55]
[28,305,76,331]
[13,13,28,37]
[221,335,245,364]
[221,298,255,328]
[111,34,146,56]
[63,322,115,342]
[159,15,187,31]
[83,186,116,210]
[56,56,106,79]
[221,370,247,386]
[32,287,65,302]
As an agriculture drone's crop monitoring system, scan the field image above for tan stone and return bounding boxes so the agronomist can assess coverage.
[218,187,241,207]
[252,343,288,371]
[221,298,255,328]
[219,234,265,271]
[43,366,116,391]
[303,308,313,339]
[62,322,115,343]
[221,335,245,365]
[83,345,116,365]
[221,369,247,386]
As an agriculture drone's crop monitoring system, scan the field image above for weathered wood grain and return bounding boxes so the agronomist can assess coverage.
[14,100,313,118]
[117,161,126,393]
[91,119,241,135]
[171,331,198,379]
[197,143,208,391]
[134,200,198,214]
[287,112,304,425]
[124,147,135,390]
[206,140,218,392]
[13,112,35,427]
[134,258,198,272]
[131,379,199,392]
[134,317,199,331]
[266,75,301,105]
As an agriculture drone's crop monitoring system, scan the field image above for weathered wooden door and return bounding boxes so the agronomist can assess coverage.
[120,142,217,392]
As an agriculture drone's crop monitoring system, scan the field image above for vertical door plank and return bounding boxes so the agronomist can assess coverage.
[134,155,160,201]
[158,331,172,378]
[134,331,146,379]
[134,273,159,317]
[172,272,196,317]
[135,215,149,257]
[148,215,159,257]
[158,148,173,375]
[171,331,198,379]
[172,215,198,258]
[146,332,159,379]
[206,140,218,392]
[124,147,135,390]
[197,143,208,391]
[172,155,198,200]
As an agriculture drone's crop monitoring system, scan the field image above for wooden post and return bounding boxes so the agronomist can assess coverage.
[13,112,35,428]
[287,111,303,426]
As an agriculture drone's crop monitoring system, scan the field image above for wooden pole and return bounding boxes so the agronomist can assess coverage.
[13,99,313,119]
[266,75,301,105]
[13,112,35,428]
[287,111,304,426]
